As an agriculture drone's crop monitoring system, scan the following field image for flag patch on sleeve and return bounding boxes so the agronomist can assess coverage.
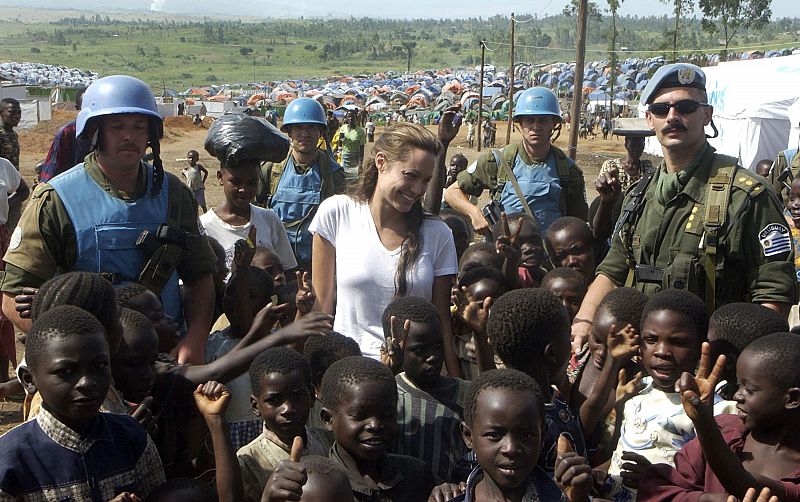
[759,223,791,257]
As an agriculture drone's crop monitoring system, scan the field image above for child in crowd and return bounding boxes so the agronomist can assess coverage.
[604,289,737,501]
[784,176,800,327]
[492,212,546,288]
[200,119,297,277]
[545,216,604,285]
[451,265,511,379]
[381,296,469,481]
[436,368,594,502]
[567,288,646,458]
[238,347,331,502]
[440,209,472,262]
[487,288,586,474]
[303,332,361,429]
[458,242,504,276]
[320,356,438,501]
[639,332,800,501]
[182,149,209,213]
[707,302,789,400]
[3,306,164,500]
[542,267,588,322]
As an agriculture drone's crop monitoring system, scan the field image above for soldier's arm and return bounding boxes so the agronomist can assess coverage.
[443,156,496,236]
[571,274,616,352]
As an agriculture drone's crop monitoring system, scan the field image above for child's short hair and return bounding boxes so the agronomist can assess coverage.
[119,307,153,331]
[26,305,105,369]
[320,356,396,411]
[145,477,215,502]
[459,242,503,271]
[457,264,513,291]
[464,368,545,427]
[115,282,151,309]
[541,267,584,289]
[303,332,361,389]
[381,296,439,338]
[488,289,568,371]
[545,216,593,242]
[187,149,199,157]
[491,212,540,240]
[641,289,708,341]
[249,347,312,396]
[743,332,800,389]
[31,272,118,330]
[598,287,649,332]
[710,303,789,353]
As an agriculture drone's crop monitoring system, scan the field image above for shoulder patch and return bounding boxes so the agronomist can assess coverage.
[759,223,791,257]
[8,226,21,250]
[466,161,477,174]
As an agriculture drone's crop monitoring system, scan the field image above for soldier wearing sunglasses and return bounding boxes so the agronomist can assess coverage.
[571,63,796,352]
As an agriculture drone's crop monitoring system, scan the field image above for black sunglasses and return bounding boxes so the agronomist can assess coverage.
[648,100,708,117]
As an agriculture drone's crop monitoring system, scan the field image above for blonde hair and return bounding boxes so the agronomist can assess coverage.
[351,122,443,297]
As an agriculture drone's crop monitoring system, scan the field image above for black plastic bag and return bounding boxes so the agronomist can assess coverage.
[204,114,290,167]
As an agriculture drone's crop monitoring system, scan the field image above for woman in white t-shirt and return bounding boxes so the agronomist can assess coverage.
[309,123,460,375]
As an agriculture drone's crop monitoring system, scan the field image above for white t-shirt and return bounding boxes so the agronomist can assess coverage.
[309,194,458,359]
[0,158,21,225]
[200,204,298,276]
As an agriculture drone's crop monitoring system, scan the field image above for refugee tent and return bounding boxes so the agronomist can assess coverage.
[642,54,800,171]
[17,99,51,130]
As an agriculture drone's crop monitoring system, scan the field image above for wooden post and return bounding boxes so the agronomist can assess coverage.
[478,40,486,153]
[505,14,515,145]
[567,0,588,161]
[608,11,616,122]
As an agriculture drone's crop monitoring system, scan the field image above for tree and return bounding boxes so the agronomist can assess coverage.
[607,0,623,117]
[563,0,602,21]
[661,0,694,61]
[699,0,771,53]
[401,41,416,73]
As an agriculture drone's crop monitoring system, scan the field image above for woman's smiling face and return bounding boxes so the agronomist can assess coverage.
[373,147,435,213]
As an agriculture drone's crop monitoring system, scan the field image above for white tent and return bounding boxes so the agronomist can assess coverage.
[642,54,800,170]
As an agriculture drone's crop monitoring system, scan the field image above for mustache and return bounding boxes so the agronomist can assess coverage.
[662,123,687,134]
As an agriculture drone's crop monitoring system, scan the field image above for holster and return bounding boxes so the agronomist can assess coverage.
[136,224,196,295]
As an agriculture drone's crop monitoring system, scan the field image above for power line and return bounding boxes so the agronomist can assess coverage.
[481,39,797,55]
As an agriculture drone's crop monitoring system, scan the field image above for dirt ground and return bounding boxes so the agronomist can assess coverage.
[2,113,652,432]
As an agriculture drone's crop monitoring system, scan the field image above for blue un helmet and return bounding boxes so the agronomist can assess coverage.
[280,97,328,133]
[76,75,165,194]
[513,87,563,123]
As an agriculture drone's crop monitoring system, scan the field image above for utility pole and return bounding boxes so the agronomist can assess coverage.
[568,0,588,161]
[505,13,515,145]
[253,52,257,84]
[478,40,486,153]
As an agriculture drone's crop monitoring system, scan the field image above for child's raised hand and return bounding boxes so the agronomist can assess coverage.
[428,482,466,502]
[677,342,725,422]
[271,311,333,347]
[607,324,639,362]
[619,451,651,489]
[380,315,407,374]
[728,487,779,502]
[556,435,593,502]
[106,493,142,502]
[460,286,494,336]
[495,212,523,267]
[232,226,257,274]
[294,271,316,316]
[261,436,307,502]
[193,381,230,419]
[251,300,291,337]
[615,369,645,407]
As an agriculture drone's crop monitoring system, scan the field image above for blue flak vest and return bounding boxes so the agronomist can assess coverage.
[498,150,562,232]
[49,163,183,326]
[269,155,340,266]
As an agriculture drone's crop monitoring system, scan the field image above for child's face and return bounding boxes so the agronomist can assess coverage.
[462,387,542,495]
[588,304,616,370]
[706,319,739,386]
[546,228,595,283]
[251,369,313,445]
[252,250,287,286]
[733,350,788,431]
[640,309,700,393]
[187,152,198,166]
[401,320,443,385]
[325,381,398,465]
[217,164,259,211]
[459,249,503,276]
[28,331,111,432]
[467,278,507,304]
[301,471,354,502]
[544,277,584,322]
[510,219,544,269]
[134,291,180,353]
[112,326,158,404]
[225,279,271,333]
[442,215,470,261]
[786,178,800,228]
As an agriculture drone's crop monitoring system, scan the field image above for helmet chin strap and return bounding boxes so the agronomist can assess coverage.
[149,121,164,197]
[551,123,562,142]
[705,119,719,139]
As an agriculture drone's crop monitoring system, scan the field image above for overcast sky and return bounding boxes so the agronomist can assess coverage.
[1,0,797,19]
